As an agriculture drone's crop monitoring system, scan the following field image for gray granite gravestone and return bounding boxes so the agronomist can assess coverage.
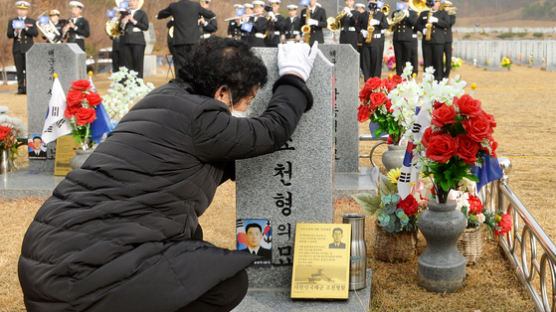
[546,41,556,72]
[143,23,157,77]
[26,43,86,173]
[236,48,334,289]
[319,44,359,174]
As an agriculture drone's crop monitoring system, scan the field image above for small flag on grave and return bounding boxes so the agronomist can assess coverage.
[41,73,72,144]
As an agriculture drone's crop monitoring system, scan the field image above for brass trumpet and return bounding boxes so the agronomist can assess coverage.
[382,4,390,15]
[327,9,346,32]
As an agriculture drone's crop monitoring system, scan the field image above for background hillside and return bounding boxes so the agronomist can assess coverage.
[1,0,555,70]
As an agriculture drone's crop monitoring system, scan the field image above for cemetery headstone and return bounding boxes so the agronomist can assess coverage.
[319,44,359,173]
[26,43,86,173]
[143,23,157,77]
[236,47,334,288]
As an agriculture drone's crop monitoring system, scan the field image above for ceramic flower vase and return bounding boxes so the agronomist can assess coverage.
[417,201,466,292]
[70,149,93,170]
[382,144,406,171]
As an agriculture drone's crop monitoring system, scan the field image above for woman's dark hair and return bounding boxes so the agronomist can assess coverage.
[178,37,268,103]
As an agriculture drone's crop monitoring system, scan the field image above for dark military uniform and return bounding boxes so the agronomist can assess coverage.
[357,9,389,81]
[66,16,90,52]
[442,11,456,78]
[249,15,269,47]
[283,16,301,41]
[392,8,419,76]
[299,5,327,45]
[339,9,360,51]
[227,20,242,40]
[7,16,38,94]
[418,9,449,81]
[199,17,217,40]
[120,9,149,78]
[265,14,285,47]
[111,36,121,72]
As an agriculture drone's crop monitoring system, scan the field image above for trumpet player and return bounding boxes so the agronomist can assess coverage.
[441,0,456,79]
[265,0,285,47]
[199,0,217,40]
[391,0,419,76]
[65,1,89,52]
[357,0,389,81]
[283,4,301,42]
[300,0,327,45]
[339,0,360,51]
[417,0,449,81]
[7,1,37,95]
[227,4,244,40]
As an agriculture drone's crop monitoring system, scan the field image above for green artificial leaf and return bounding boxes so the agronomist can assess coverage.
[382,194,400,205]
[378,212,390,227]
[352,193,382,216]
[383,202,396,215]
[380,175,398,196]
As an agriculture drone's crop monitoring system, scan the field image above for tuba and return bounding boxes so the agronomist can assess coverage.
[382,4,391,15]
[327,9,346,32]
[301,5,311,44]
[36,12,62,43]
[409,0,427,14]
[105,18,121,38]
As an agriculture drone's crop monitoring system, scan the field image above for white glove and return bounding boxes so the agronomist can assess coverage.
[360,30,368,38]
[430,16,439,23]
[269,12,277,22]
[278,42,320,81]
[422,28,427,36]
[343,7,352,17]
[370,19,380,26]
[403,9,409,17]
[307,18,319,26]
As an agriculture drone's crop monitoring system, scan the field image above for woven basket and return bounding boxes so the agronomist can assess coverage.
[457,224,485,265]
[373,221,417,263]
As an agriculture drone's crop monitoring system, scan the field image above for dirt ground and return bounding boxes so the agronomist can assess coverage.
[2,63,555,311]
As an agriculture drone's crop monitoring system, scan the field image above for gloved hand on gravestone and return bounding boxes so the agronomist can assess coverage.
[278,42,320,82]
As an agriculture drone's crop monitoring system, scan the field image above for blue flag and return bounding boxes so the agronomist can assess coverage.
[471,155,503,190]
[90,103,111,144]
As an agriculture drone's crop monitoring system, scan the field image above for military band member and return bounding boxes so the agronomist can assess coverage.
[392,0,419,76]
[358,0,389,81]
[441,0,456,79]
[283,5,301,42]
[300,0,327,45]
[44,10,66,43]
[228,4,244,40]
[111,8,123,72]
[7,1,37,95]
[265,0,285,47]
[240,3,254,44]
[65,1,90,52]
[199,0,217,40]
[167,19,176,63]
[119,0,148,78]
[250,1,269,47]
[417,0,448,81]
[157,0,216,76]
[355,3,366,54]
[339,0,360,51]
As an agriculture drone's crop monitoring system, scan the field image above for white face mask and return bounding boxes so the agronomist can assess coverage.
[229,89,249,118]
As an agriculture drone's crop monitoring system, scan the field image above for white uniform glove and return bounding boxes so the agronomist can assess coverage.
[307,18,319,26]
[429,16,439,23]
[269,12,277,22]
[422,28,427,36]
[360,29,368,38]
[343,7,352,17]
[403,9,409,17]
[278,42,320,81]
[370,19,380,26]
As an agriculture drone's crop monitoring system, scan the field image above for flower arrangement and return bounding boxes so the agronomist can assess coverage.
[501,57,512,70]
[419,94,498,203]
[385,55,396,71]
[65,80,103,149]
[0,106,27,163]
[354,169,431,234]
[102,67,155,123]
[451,57,463,70]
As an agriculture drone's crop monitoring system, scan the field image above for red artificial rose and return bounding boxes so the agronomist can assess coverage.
[426,133,457,163]
[421,127,435,148]
[467,195,484,215]
[365,77,382,91]
[397,194,419,217]
[383,78,397,92]
[455,94,482,117]
[359,83,373,102]
[433,101,444,110]
[357,104,371,122]
[431,104,457,128]
[71,79,91,91]
[479,110,497,129]
[385,100,392,112]
[462,115,493,143]
[391,75,402,84]
[495,213,513,237]
[74,107,96,126]
[64,104,80,118]
[456,134,480,165]
[86,92,102,107]
[66,90,84,106]
[480,137,498,157]
[386,136,393,144]
[370,92,388,108]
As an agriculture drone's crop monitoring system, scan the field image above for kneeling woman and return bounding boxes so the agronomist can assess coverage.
[18,38,319,312]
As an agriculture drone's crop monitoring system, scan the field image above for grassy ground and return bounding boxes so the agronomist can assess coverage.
[2,63,555,311]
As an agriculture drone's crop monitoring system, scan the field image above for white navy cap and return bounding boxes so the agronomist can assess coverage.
[244,3,254,8]
[287,4,298,9]
[49,9,61,15]
[234,4,244,8]
[69,1,84,8]
[15,1,30,9]
[355,3,366,7]
[269,0,281,3]
[441,0,452,5]
[200,0,211,2]
[252,0,265,6]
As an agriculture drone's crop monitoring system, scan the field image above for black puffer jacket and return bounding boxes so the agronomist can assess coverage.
[18,75,312,312]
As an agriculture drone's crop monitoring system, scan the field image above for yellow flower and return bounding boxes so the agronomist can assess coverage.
[387,168,401,185]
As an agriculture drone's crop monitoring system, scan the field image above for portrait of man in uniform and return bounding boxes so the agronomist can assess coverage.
[329,227,346,249]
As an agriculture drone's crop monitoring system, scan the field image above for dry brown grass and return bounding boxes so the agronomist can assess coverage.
[1,63,555,311]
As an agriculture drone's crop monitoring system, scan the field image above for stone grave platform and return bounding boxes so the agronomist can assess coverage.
[233,269,372,312]
[333,167,379,199]
[0,169,63,199]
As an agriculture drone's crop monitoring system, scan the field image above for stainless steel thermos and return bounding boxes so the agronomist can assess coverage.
[343,214,367,290]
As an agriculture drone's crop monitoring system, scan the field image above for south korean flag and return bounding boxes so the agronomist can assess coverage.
[41,76,72,144]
